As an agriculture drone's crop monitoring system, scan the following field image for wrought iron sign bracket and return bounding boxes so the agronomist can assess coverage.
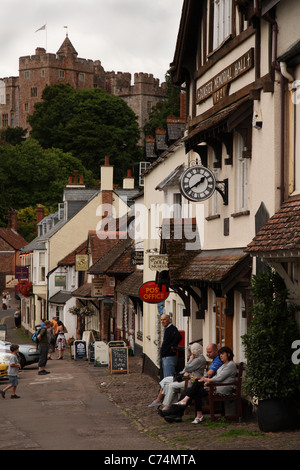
[215,178,228,205]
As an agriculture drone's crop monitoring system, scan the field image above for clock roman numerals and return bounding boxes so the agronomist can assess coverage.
[180,165,216,202]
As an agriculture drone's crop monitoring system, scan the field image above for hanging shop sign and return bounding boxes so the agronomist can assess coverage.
[138,280,169,304]
[196,48,254,104]
[130,251,144,265]
[15,266,29,279]
[55,275,66,287]
[75,254,88,271]
[149,255,169,272]
[92,278,105,297]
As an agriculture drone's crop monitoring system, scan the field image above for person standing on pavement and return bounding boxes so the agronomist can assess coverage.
[14,307,21,328]
[1,344,21,399]
[160,314,182,378]
[37,320,51,375]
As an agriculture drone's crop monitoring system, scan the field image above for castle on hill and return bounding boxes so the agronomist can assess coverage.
[0,34,167,136]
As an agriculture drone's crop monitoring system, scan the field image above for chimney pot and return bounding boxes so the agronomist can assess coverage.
[73,170,78,184]
[68,176,73,184]
[105,156,110,166]
[79,174,84,184]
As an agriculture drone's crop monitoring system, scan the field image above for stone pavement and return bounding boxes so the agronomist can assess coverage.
[2,310,300,452]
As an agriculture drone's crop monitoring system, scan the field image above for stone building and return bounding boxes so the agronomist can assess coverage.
[0,34,167,136]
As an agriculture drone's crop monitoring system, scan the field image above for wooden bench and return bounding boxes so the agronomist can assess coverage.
[207,362,244,422]
[183,362,244,422]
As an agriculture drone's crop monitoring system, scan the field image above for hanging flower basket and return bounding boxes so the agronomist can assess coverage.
[15,280,33,297]
[69,305,95,317]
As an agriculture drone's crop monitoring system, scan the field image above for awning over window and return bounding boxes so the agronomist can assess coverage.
[49,291,73,305]
[184,97,252,152]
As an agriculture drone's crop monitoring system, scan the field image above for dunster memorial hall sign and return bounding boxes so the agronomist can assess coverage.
[196,48,254,104]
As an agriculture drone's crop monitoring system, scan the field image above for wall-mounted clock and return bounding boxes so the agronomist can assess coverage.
[180,165,216,202]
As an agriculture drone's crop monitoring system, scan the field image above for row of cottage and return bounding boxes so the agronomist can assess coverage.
[12,0,300,378]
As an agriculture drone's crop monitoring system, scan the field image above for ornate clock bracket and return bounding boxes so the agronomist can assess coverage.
[215,178,228,205]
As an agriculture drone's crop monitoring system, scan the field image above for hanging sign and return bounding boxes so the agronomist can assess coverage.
[75,254,88,271]
[138,280,169,304]
[149,254,169,272]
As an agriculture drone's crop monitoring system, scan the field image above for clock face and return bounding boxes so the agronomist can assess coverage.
[180,165,216,202]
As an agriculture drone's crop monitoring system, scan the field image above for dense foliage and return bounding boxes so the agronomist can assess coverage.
[143,73,181,137]
[242,270,300,400]
[28,84,143,185]
[0,138,94,238]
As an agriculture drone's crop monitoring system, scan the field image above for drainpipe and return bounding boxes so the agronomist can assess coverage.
[280,62,295,202]
[253,1,288,205]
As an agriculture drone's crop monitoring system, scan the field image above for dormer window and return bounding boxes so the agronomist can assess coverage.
[212,0,232,51]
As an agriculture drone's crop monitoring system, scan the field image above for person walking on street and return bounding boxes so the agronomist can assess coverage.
[1,344,21,399]
[56,321,68,360]
[160,314,182,378]
[37,320,51,375]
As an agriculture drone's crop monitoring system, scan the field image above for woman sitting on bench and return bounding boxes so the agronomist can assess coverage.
[172,346,236,424]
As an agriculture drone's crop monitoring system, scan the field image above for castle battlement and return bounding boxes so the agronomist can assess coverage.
[1,35,167,137]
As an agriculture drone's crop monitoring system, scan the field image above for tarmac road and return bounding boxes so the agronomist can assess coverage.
[0,309,171,452]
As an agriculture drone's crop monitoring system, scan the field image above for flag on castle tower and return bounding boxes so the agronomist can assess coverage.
[35,24,46,33]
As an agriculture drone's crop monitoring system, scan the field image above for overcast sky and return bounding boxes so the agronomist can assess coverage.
[0,0,183,84]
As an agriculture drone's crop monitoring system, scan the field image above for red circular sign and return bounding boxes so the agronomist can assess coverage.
[138,281,169,304]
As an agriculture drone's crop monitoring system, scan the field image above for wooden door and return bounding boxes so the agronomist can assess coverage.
[215,297,233,350]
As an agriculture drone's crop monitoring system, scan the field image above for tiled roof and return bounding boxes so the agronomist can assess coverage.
[72,283,93,298]
[161,218,201,281]
[0,228,28,250]
[88,237,135,275]
[116,271,143,297]
[246,194,300,255]
[179,249,249,283]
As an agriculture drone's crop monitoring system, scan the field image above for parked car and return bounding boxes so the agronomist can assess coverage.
[0,358,8,379]
[0,340,40,369]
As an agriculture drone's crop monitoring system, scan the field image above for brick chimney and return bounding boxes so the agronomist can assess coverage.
[101,156,114,208]
[8,210,18,232]
[123,169,135,189]
[66,170,85,187]
[36,205,44,235]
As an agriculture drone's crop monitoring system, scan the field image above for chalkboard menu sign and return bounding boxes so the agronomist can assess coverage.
[110,347,129,374]
[74,340,87,360]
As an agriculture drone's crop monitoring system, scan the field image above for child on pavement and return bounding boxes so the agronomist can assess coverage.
[1,344,21,399]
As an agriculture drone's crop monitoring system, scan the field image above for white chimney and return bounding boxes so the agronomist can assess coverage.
[123,169,134,189]
[101,156,114,191]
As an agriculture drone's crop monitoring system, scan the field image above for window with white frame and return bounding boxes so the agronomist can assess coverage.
[39,252,46,282]
[212,0,232,50]
[236,133,249,211]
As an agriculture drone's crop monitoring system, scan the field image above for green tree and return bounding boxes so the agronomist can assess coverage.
[143,73,181,137]
[0,127,27,145]
[28,84,143,185]
[242,270,300,401]
[0,138,94,228]
[17,205,54,242]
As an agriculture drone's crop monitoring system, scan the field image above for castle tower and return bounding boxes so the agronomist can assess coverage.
[18,35,94,130]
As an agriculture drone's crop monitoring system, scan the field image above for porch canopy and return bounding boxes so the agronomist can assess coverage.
[158,219,252,314]
[49,291,73,305]
[246,194,300,260]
